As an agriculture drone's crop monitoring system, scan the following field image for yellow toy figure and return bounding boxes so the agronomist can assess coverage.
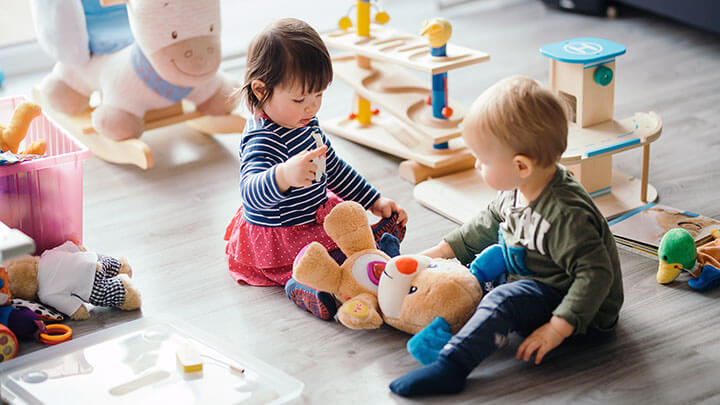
[0,101,46,156]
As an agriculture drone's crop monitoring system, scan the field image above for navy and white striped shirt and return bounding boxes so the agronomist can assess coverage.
[240,115,380,227]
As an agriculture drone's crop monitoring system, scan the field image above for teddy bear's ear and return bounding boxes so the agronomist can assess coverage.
[324,202,376,257]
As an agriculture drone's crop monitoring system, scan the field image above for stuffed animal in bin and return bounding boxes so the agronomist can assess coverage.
[31,0,238,140]
[5,241,141,320]
[0,101,46,156]
[0,266,47,362]
[657,228,720,291]
[292,201,485,335]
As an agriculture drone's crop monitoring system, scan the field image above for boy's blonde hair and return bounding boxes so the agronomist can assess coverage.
[466,76,568,168]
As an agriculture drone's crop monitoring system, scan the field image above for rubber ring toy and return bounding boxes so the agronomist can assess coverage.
[40,324,73,345]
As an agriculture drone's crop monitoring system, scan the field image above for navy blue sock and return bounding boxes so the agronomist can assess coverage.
[389,356,469,397]
[377,233,401,258]
[285,278,337,321]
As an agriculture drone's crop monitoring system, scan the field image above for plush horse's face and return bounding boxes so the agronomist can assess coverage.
[127,0,222,86]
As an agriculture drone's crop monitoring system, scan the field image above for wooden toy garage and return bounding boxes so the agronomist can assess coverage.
[413,37,663,223]
[321,1,489,185]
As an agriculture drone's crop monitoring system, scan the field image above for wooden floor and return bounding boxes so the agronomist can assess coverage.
[3,0,720,403]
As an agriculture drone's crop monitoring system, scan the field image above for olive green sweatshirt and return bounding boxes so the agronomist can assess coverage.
[444,164,623,335]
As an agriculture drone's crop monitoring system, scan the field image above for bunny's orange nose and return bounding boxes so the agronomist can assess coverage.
[395,257,418,275]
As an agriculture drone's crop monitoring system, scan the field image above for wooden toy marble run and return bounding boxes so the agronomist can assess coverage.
[321,2,489,184]
[414,37,663,223]
[32,88,245,170]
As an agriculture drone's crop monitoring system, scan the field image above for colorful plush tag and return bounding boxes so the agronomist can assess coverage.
[10,298,65,322]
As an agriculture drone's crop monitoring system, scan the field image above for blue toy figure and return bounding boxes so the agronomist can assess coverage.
[407,243,507,365]
[421,18,454,150]
[0,68,5,87]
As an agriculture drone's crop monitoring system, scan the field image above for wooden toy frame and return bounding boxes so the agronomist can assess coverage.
[321,23,489,184]
[414,38,663,222]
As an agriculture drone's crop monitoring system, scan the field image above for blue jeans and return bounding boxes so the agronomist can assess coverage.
[440,279,564,372]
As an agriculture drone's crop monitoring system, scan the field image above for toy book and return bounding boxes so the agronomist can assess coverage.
[609,203,720,256]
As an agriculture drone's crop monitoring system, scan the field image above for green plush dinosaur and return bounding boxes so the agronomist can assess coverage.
[657,228,720,291]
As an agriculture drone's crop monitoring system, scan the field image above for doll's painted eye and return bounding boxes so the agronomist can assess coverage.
[428,263,438,269]
[210,24,214,32]
[408,286,418,295]
[171,31,178,39]
[662,255,668,261]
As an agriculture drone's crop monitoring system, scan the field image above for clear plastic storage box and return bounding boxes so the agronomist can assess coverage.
[0,96,92,254]
[0,318,304,404]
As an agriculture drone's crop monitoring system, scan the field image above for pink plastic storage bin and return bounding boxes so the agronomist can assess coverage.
[0,96,92,254]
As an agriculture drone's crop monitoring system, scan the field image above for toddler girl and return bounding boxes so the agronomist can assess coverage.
[225,18,407,321]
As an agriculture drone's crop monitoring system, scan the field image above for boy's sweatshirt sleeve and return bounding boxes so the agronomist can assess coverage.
[240,130,288,210]
[323,133,380,209]
[443,195,504,266]
[547,208,615,335]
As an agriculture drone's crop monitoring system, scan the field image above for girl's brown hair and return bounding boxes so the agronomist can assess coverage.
[239,18,333,113]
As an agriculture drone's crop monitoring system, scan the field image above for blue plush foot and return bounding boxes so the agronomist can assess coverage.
[688,265,720,291]
[470,244,506,284]
[285,278,337,321]
[389,357,469,397]
[378,233,401,258]
[407,317,452,365]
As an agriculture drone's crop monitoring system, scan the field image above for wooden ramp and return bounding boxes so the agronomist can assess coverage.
[413,112,662,223]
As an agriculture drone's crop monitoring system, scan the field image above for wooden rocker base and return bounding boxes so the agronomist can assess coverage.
[414,168,658,224]
[322,113,473,170]
[32,88,245,169]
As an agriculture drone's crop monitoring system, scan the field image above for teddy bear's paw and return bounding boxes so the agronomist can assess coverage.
[119,257,133,278]
[338,299,383,329]
[117,274,142,311]
[71,305,90,320]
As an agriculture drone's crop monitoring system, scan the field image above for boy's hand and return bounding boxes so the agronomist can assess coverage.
[370,196,408,226]
[276,145,328,192]
[420,240,455,259]
[516,316,574,365]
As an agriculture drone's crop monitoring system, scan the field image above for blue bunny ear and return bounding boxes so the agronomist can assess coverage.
[378,233,401,258]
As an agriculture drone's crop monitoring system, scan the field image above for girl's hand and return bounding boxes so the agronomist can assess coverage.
[515,316,574,364]
[370,196,408,226]
[275,145,328,193]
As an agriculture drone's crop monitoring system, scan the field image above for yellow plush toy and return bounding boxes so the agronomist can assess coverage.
[292,201,482,335]
[0,101,47,156]
[5,242,141,320]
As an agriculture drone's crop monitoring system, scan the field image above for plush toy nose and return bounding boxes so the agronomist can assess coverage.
[395,257,418,275]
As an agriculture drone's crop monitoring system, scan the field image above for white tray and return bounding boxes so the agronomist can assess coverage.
[0,318,303,404]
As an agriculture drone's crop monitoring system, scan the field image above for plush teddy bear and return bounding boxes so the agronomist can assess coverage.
[5,241,141,320]
[32,0,238,140]
[292,201,484,335]
[0,266,46,343]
